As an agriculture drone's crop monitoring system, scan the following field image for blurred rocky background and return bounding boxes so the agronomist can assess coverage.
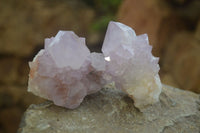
[0,0,199,132]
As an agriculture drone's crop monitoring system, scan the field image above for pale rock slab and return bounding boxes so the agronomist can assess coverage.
[18,85,200,133]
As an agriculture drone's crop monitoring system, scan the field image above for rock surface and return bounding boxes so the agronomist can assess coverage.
[18,85,200,133]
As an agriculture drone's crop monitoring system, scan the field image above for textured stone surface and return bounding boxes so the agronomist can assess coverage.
[18,85,200,133]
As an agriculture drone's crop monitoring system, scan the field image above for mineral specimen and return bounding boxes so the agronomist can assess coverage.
[28,21,162,110]
[28,31,106,109]
[102,21,162,109]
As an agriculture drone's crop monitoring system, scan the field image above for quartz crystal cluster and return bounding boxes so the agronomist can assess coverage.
[28,21,162,110]
[28,31,106,109]
[102,22,162,108]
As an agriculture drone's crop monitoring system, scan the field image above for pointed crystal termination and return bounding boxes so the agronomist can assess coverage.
[28,31,106,109]
[102,21,162,109]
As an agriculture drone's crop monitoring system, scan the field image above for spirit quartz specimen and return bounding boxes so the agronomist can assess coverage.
[28,31,106,109]
[102,22,162,109]
[28,21,162,110]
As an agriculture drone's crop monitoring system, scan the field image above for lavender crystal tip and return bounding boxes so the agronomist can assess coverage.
[28,21,162,110]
